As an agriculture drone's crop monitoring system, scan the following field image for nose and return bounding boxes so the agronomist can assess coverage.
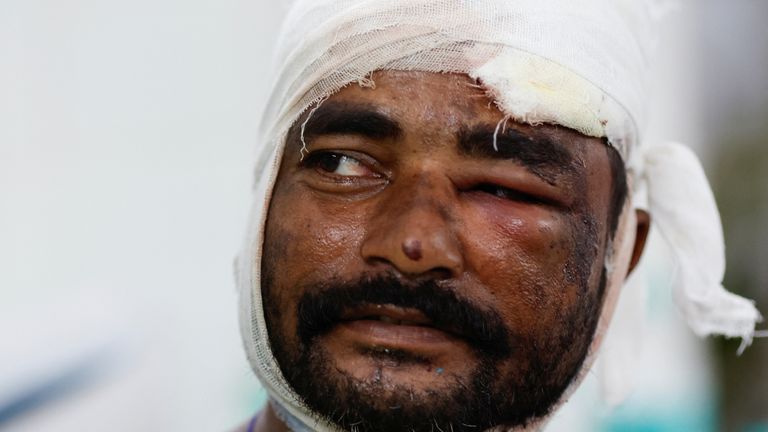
[361,177,463,279]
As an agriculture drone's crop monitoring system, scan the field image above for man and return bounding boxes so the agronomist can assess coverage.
[236,1,762,431]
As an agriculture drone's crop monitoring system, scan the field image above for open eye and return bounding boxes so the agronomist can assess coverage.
[302,151,378,178]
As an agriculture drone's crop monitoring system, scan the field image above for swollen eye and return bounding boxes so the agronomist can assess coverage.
[474,183,542,203]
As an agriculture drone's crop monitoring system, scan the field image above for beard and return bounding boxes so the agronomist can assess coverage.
[261,269,607,432]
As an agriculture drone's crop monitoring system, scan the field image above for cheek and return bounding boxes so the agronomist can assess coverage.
[461,203,576,329]
[265,185,368,288]
[263,185,370,348]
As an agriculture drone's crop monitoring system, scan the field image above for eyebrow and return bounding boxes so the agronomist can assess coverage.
[457,126,576,184]
[300,101,576,184]
[302,101,402,141]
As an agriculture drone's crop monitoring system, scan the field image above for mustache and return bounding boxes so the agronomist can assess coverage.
[296,274,513,358]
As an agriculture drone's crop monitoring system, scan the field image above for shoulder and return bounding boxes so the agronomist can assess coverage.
[230,413,259,432]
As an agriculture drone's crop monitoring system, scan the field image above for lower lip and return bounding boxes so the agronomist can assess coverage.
[330,320,461,350]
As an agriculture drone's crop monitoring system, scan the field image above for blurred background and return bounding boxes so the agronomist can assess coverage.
[1,1,765,431]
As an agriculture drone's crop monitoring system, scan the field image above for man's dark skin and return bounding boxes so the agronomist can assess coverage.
[246,71,649,432]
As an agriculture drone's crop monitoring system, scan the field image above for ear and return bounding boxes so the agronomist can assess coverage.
[627,209,651,276]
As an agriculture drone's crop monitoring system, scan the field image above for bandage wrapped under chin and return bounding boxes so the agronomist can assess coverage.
[236,0,763,430]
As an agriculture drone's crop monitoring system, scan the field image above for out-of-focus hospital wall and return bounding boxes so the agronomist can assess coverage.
[1,1,765,431]
[1,1,288,430]
[703,1,768,430]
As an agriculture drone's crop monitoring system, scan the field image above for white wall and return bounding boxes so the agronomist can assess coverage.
[1,1,288,430]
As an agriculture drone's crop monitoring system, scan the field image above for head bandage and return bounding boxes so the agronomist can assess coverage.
[236,1,763,430]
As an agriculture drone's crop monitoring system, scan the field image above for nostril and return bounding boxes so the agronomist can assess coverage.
[362,256,456,281]
[420,267,454,281]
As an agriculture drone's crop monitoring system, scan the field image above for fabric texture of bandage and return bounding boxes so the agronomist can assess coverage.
[236,0,763,430]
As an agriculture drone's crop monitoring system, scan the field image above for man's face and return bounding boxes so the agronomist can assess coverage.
[261,71,621,431]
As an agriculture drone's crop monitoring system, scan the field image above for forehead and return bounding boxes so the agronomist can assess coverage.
[305,71,605,157]
[326,71,505,132]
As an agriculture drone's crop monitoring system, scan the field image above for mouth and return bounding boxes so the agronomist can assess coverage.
[341,304,435,326]
[327,304,466,351]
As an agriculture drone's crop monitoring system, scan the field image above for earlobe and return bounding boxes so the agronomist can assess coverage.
[627,209,651,276]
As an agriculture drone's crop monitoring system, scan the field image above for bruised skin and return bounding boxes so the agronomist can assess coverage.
[260,71,641,431]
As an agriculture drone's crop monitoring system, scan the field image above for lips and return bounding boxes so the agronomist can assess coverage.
[340,304,435,327]
[328,303,466,350]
